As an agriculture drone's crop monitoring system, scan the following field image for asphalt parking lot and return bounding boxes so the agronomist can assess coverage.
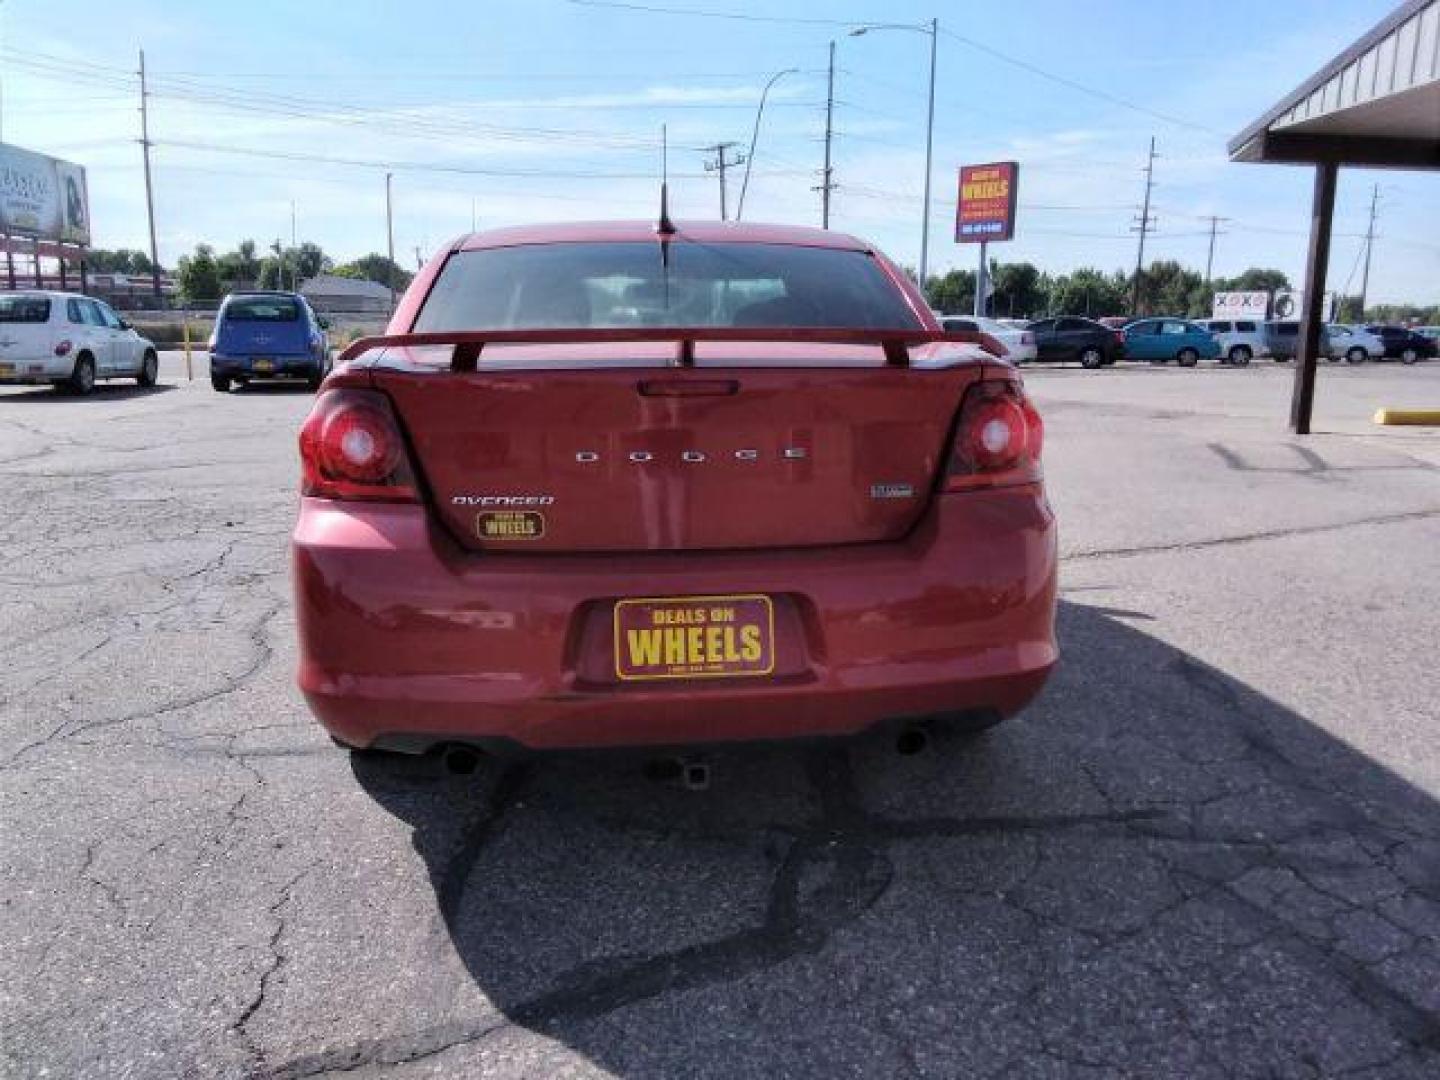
[3,354,1439,1078]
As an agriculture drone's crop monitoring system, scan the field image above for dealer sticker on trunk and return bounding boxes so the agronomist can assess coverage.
[614,594,774,681]
[476,510,545,540]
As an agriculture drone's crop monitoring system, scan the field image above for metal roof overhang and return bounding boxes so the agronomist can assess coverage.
[1229,0,1440,169]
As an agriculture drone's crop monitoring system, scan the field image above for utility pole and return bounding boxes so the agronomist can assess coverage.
[1357,182,1379,318]
[818,41,835,228]
[138,49,162,302]
[1129,136,1158,316]
[1203,215,1229,283]
[919,16,937,290]
[385,172,396,310]
[703,142,745,221]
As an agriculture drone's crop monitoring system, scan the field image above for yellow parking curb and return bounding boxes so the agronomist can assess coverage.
[1374,408,1440,426]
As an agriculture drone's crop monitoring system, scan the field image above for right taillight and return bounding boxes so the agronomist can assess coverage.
[943,379,1043,492]
[299,388,419,502]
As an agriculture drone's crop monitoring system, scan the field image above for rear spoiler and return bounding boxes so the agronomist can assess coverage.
[337,327,1006,371]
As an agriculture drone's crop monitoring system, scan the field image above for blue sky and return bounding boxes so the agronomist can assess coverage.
[1,0,1435,304]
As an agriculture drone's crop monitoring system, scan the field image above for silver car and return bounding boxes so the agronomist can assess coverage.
[1326,324,1384,363]
[0,291,159,394]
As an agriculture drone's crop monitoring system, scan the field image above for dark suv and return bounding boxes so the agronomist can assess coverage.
[1263,320,1331,362]
[1026,317,1124,368]
[1362,325,1436,364]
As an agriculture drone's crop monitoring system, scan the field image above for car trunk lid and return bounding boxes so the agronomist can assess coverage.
[367,338,986,553]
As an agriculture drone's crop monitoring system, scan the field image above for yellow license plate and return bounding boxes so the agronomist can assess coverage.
[252,358,274,372]
[614,594,775,681]
[0,363,15,375]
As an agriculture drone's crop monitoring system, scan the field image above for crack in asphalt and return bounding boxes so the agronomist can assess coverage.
[1064,507,1440,563]
[260,752,1171,1078]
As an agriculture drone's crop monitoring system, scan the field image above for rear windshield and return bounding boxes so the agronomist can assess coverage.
[0,296,51,323]
[223,296,300,322]
[414,242,920,331]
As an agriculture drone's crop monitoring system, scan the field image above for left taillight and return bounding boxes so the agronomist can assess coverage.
[298,388,419,502]
[53,339,73,357]
[942,378,1044,492]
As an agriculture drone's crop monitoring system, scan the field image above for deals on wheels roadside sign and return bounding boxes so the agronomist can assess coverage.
[0,142,91,245]
[955,161,1019,243]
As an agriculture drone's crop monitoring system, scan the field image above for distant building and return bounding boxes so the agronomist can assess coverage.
[300,274,393,314]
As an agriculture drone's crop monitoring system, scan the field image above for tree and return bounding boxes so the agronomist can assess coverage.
[1046,268,1127,317]
[924,268,977,315]
[332,254,413,292]
[175,244,222,302]
[84,248,156,275]
[216,240,261,288]
[294,242,330,281]
[1214,268,1291,295]
[989,261,1044,318]
[1141,259,1205,317]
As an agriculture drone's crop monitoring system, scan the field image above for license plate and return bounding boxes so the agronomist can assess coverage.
[614,594,774,681]
[0,363,14,375]
[252,357,274,372]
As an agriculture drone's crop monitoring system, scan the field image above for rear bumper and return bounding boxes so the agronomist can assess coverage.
[293,487,1058,751]
[210,352,320,377]
[0,355,72,382]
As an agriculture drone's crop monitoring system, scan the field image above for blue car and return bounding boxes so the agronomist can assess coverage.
[209,291,330,392]
[1121,318,1221,366]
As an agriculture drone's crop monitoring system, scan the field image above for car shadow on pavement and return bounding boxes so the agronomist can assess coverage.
[0,384,178,403]
[274,600,1440,1078]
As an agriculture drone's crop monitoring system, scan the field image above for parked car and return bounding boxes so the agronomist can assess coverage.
[1263,320,1331,362]
[1121,318,1221,366]
[998,318,1032,331]
[1325,324,1385,363]
[1362,324,1436,364]
[208,291,330,392]
[1195,317,1270,365]
[294,220,1057,757]
[1414,326,1440,342]
[1096,316,1130,330]
[941,315,1037,363]
[1025,316,1124,368]
[0,290,159,394]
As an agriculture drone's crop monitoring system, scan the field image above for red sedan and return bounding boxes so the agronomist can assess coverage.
[292,221,1057,758]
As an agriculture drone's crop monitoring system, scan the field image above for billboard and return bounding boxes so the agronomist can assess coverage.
[955,161,1019,243]
[0,142,91,245]
[1212,291,1270,319]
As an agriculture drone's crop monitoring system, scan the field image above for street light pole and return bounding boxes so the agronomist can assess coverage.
[736,67,798,222]
[920,17,937,291]
[849,20,938,288]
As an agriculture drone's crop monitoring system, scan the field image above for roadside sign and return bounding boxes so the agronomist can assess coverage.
[1212,291,1270,319]
[955,162,1019,243]
[0,142,91,245]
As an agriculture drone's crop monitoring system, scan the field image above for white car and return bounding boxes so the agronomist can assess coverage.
[1195,317,1270,365]
[0,291,159,394]
[941,315,1037,363]
[1326,324,1385,363]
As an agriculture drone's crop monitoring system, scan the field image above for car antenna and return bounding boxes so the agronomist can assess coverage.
[657,124,676,238]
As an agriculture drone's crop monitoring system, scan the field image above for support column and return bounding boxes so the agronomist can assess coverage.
[1291,162,1337,435]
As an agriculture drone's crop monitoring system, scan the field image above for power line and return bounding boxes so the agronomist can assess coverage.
[936,28,1218,135]
[565,0,858,26]
[151,137,809,181]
